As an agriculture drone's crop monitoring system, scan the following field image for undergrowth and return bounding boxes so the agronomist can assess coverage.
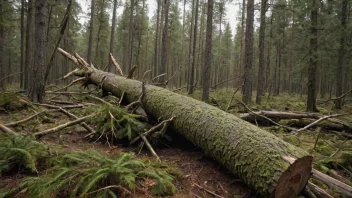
[0,93,31,112]
[79,105,147,142]
[0,134,49,175]
[16,150,179,197]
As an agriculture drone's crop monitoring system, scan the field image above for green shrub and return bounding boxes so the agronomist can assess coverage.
[19,150,179,197]
[0,134,49,174]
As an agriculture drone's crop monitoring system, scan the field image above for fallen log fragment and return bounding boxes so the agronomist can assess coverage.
[306,182,333,198]
[240,111,352,131]
[311,169,352,197]
[0,123,18,135]
[58,49,313,198]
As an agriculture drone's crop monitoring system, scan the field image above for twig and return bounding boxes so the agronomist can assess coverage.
[126,81,145,112]
[193,183,224,198]
[49,100,76,105]
[225,86,241,111]
[0,72,24,83]
[119,92,125,106]
[46,91,96,95]
[127,65,137,79]
[330,137,348,158]
[130,117,174,145]
[151,73,167,82]
[57,108,96,135]
[34,114,95,138]
[142,70,152,81]
[80,185,131,197]
[318,89,352,104]
[32,103,84,110]
[57,48,79,65]
[313,128,322,150]
[53,77,85,92]
[62,68,79,79]
[235,99,295,131]
[211,76,239,89]
[5,110,58,127]
[88,95,112,106]
[141,134,160,161]
[109,53,124,75]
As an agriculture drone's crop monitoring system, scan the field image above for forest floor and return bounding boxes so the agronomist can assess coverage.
[0,85,351,198]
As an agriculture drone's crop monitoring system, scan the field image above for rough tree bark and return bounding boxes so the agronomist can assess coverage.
[188,0,199,94]
[20,0,24,88]
[243,0,254,104]
[256,0,267,104]
[202,0,214,101]
[0,0,3,90]
[335,0,347,109]
[108,0,118,73]
[159,0,169,83]
[24,0,34,91]
[127,0,134,71]
[87,0,95,64]
[28,0,47,103]
[59,49,313,198]
[306,0,318,112]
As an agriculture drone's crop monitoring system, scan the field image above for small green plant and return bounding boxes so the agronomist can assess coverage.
[0,93,30,112]
[0,134,49,174]
[83,105,147,142]
[19,150,178,197]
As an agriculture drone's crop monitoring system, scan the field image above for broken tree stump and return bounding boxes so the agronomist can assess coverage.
[58,49,313,198]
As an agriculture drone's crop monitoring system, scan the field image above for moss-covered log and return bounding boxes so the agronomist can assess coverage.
[58,49,313,197]
[72,68,312,197]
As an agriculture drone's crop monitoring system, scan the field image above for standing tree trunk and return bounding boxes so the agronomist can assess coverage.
[288,16,295,93]
[136,0,146,75]
[306,0,318,112]
[0,0,4,90]
[20,0,24,88]
[188,0,199,94]
[28,0,47,103]
[108,0,117,72]
[180,0,186,86]
[108,0,118,73]
[242,0,254,104]
[335,0,347,109]
[202,0,214,101]
[238,0,246,87]
[24,0,34,91]
[188,0,195,86]
[159,0,169,83]
[153,0,161,77]
[256,0,267,104]
[94,0,105,67]
[87,0,94,64]
[127,0,134,71]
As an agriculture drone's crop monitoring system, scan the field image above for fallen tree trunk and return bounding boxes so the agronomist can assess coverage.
[59,49,313,198]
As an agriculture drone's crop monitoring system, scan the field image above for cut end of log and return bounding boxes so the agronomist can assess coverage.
[275,156,313,198]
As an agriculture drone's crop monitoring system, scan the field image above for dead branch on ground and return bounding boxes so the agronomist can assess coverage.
[52,77,85,92]
[34,114,95,138]
[291,114,350,135]
[236,99,295,131]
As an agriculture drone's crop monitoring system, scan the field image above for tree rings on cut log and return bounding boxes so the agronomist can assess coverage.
[275,156,313,198]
